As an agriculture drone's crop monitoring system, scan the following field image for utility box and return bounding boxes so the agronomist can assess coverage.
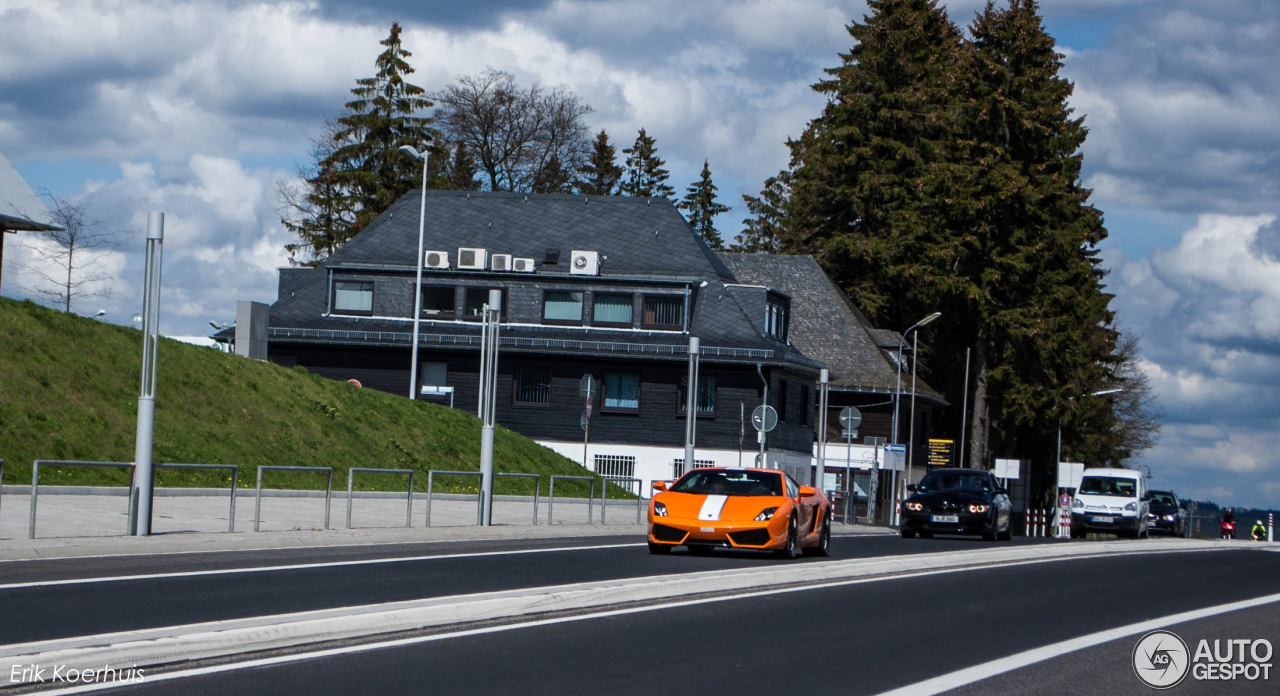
[235,300,269,360]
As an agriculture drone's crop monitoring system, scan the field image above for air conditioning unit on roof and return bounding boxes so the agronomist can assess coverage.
[423,250,449,269]
[457,247,487,270]
[569,250,599,276]
[512,257,536,273]
[490,254,512,272]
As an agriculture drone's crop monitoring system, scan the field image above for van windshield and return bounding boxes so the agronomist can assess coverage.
[1078,476,1136,497]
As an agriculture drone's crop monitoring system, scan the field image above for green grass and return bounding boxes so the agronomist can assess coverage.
[0,297,627,498]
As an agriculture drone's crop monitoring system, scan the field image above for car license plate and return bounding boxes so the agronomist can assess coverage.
[931,514,959,524]
[701,527,714,533]
[1091,516,1114,523]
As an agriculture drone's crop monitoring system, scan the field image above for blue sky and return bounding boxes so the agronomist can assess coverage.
[2,0,1279,508]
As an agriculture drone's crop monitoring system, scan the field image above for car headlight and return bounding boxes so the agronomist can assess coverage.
[905,501,923,512]
[1124,502,1138,512]
[968,504,990,514]
[1072,498,1084,509]
[755,507,778,521]
[653,501,668,517]
[1164,514,1176,522]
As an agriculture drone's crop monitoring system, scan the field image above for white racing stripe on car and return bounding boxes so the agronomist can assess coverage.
[698,495,729,521]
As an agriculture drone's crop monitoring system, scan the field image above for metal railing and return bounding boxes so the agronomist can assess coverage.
[600,477,643,525]
[29,460,135,539]
[346,468,415,529]
[154,463,239,532]
[494,472,541,525]
[548,475,595,525]
[425,470,482,527]
[255,466,334,532]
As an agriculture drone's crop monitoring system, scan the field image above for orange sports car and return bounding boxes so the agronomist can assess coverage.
[647,467,831,558]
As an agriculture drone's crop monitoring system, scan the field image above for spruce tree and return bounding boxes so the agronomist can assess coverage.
[576,130,623,196]
[620,128,675,198]
[734,170,796,253]
[677,160,731,249]
[326,22,434,232]
[963,0,1121,477]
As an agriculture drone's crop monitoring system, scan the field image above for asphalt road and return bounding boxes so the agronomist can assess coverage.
[91,546,1280,696]
[0,533,1050,644]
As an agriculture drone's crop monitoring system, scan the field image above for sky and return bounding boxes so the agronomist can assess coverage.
[2,0,1278,508]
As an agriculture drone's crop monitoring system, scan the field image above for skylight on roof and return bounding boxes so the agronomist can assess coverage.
[544,249,560,265]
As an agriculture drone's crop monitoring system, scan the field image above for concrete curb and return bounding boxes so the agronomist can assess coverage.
[0,538,1220,685]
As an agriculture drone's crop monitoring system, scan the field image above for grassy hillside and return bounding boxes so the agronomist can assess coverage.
[0,298,612,497]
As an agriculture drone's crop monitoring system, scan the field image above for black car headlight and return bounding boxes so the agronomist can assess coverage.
[653,501,668,517]
[905,501,923,512]
[1124,502,1138,512]
[968,504,990,514]
[1072,498,1084,509]
[755,507,778,521]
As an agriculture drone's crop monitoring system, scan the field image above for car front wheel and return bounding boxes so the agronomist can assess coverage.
[774,517,799,559]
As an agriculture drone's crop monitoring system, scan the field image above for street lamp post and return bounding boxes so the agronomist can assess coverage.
[398,145,429,401]
[892,312,940,517]
[1055,388,1124,470]
[129,212,164,536]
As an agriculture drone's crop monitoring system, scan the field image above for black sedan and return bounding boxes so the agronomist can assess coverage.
[900,469,1013,541]
[1147,490,1188,536]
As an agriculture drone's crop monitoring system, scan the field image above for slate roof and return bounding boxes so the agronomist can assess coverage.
[0,153,60,231]
[259,190,820,371]
[329,189,736,281]
[719,253,945,402]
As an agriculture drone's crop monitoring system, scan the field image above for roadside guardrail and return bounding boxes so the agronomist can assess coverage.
[600,477,643,524]
[346,468,414,529]
[155,463,239,532]
[29,460,135,539]
[255,466,333,532]
[425,470,482,527]
[494,472,541,525]
[548,475,595,525]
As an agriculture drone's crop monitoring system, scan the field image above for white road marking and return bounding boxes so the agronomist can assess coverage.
[23,548,1227,694]
[877,591,1280,696]
[0,543,645,590]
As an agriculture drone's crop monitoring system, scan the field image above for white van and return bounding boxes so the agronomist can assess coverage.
[1070,468,1150,539]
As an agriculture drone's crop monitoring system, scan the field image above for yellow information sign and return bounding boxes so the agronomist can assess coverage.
[927,439,954,468]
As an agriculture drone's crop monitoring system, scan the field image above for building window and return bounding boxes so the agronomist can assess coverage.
[421,286,456,318]
[672,458,716,479]
[603,373,640,412]
[677,376,716,416]
[800,384,809,426]
[777,379,788,422]
[594,454,636,480]
[765,293,789,341]
[333,281,373,315]
[542,291,584,324]
[463,288,507,321]
[641,295,683,329]
[513,367,551,406]
[591,293,633,326]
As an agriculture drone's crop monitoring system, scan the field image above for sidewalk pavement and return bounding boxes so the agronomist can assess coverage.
[0,488,892,561]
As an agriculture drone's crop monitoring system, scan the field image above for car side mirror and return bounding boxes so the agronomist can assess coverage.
[652,481,667,492]
[997,487,1009,495]
[906,484,917,492]
[1142,491,1152,501]
[798,485,818,498]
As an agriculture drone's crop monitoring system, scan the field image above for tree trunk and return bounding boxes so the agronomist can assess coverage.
[968,329,991,471]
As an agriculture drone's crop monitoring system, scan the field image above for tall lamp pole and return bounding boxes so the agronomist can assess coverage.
[683,337,701,472]
[892,312,940,509]
[399,145,429,401]
[130,212,164,536]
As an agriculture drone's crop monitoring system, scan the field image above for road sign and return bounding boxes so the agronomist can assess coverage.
[751,405,778,432]
[927,439,954,468]
[994,458,1020,479]
[579,374,594,400]
[1059,493,1072,508]
[843,429,858,440]
[838,407,862,430]
[865,436,887,447]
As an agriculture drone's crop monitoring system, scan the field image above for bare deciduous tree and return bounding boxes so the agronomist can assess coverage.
[432,68,593,193]
[20,194,121,313]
